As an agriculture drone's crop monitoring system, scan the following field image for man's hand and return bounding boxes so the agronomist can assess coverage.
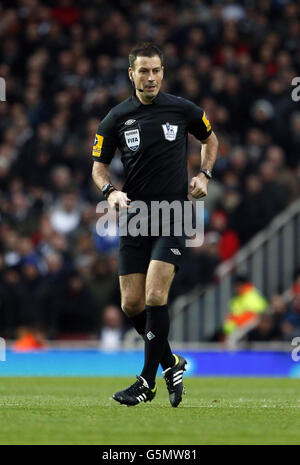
[107,190,131,210]
[189,173,209,198]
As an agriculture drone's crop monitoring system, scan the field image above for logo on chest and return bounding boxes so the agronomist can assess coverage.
[162,122,178,141]
[124,129,140,151]
[124,119,136,126]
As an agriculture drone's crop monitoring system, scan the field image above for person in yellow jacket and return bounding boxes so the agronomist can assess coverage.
[224,275,268,335]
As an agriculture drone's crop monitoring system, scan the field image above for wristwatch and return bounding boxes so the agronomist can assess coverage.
[101,183,116,199]
[199,169,212,180]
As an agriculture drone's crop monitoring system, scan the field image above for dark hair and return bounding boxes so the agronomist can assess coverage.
[234,274,249,284]
[129,42,164,68]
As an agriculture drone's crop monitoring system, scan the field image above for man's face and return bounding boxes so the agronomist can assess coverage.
[129,55,164,103]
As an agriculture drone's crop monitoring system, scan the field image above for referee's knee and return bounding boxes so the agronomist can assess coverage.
[121,299,144,317]
[146,288,168,307]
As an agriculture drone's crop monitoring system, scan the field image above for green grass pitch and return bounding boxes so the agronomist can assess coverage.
[0,377,300,445]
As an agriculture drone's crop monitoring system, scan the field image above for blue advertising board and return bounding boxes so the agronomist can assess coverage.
[0,349,298,377]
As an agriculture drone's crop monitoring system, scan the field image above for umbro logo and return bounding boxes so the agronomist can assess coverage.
[146,331,155,341]
[170,248,181,255]
[124,119,136,125]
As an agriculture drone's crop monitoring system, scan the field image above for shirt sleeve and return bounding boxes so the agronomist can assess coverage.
[183,99,212,141]
[92,110,118,164]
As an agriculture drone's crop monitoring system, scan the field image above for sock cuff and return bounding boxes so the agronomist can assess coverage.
[129,310,146,323]
[145,304,168,315]
[129,310,147,337]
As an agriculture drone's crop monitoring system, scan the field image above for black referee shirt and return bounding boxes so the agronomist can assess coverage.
[92,91,212,200]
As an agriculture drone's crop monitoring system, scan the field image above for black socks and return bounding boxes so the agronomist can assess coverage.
[130,310,147,339]
[139,305,174,389]
[130,308,175,371]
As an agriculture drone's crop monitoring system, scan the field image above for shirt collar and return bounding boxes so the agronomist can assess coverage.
[131,91,164,108]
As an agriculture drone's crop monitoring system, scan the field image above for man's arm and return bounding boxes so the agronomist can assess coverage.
[190,131,219,199]
[92,161,111,191]
[91,108,131,209]
[200,130,219,171]
[92,161,130,209]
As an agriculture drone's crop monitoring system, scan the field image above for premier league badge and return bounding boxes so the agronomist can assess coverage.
[162,122,178,141]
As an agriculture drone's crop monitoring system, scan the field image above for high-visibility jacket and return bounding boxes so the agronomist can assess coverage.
[224,283,268,334]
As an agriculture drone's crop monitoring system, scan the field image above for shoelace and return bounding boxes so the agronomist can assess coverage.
[124,377,145,397]
[164,376,173,390]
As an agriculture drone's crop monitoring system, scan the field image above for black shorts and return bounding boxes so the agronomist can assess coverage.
[118,199,194,276]
[118,234,186,275]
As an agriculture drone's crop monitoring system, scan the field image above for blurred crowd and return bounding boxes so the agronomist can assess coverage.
[0,0,299,342]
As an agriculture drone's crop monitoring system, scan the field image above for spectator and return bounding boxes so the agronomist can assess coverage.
[209,209,240,261]
[246,314,282,342]
[233,175,273,244]
[48,187,82,236]
[291,269,300,297]
[20,260,44,329]
[0,266,24,338]
[85,257,119,321]
[100,305,124,350]
[170,231,220,300]
[46,271,98,338]
[281,294,300,341]
[12,325,47,351]
[223,275,268,339]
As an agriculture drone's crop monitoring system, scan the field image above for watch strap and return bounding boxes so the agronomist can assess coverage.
[199,169,212,180]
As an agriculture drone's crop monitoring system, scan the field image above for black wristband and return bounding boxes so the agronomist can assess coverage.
[102,183,116,199]
[199,169,212,180]
[105,186,116,199]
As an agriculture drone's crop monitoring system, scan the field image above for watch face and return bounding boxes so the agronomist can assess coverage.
[102,184,111,193]
[202,170,212,179]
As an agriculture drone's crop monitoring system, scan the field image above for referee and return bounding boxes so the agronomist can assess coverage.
[92,43,218,407]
